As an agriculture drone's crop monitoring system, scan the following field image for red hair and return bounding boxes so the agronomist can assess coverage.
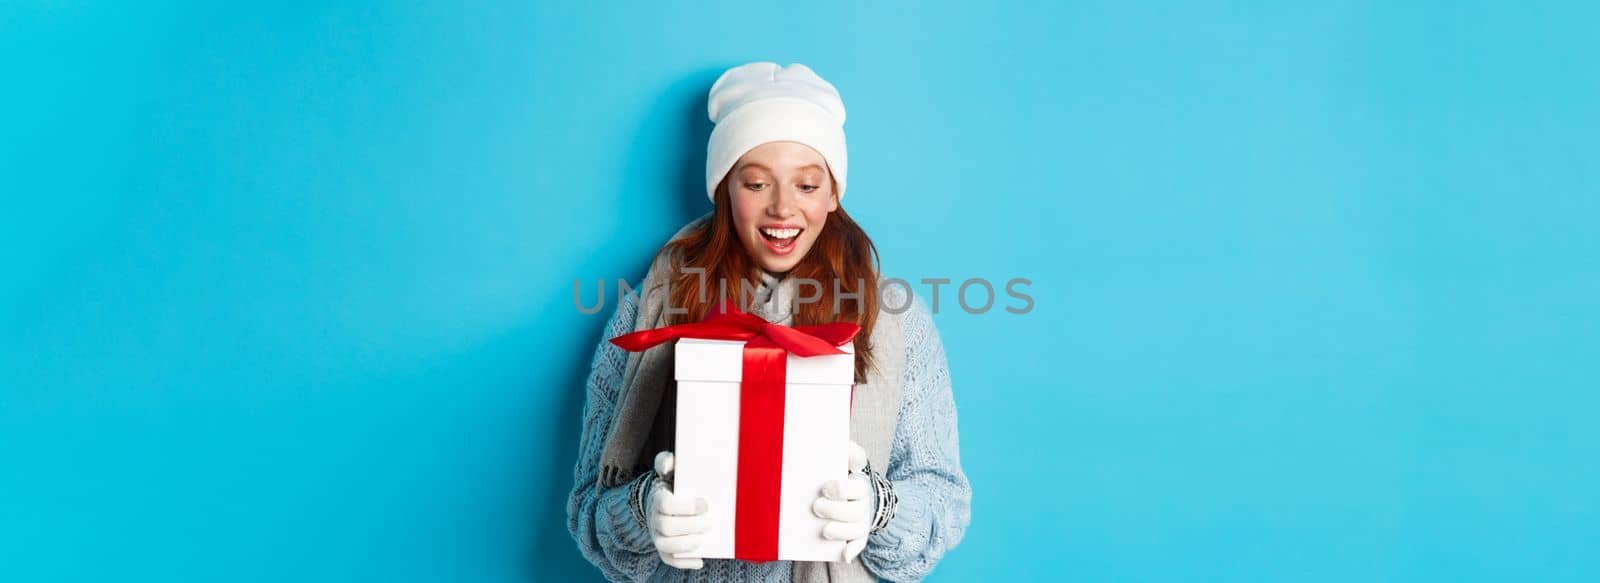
[657,176,881,382]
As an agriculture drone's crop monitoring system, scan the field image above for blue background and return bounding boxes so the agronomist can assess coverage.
[4,1,1597,581]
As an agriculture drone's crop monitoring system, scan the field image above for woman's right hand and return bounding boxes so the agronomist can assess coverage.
[648,451,712,569]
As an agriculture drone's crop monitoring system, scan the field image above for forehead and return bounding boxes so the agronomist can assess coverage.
[736,160,825,174]
[734,141,829,173]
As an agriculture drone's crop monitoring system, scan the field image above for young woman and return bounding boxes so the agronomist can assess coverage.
[568,62,970,582]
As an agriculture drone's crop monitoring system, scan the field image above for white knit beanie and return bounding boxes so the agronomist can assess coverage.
[705,62,848,201]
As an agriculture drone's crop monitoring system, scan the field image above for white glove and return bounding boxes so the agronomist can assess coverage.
[812,441,875,563]
[648,451,712,570]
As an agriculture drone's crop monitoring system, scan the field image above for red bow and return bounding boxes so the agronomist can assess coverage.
[609,300,860,356]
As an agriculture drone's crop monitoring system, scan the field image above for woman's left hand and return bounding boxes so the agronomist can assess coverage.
[812,441,875,563]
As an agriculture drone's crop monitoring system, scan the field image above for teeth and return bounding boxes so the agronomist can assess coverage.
[761,227,801,239]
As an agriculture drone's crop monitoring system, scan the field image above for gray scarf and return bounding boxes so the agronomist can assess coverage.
[599,213,907,583]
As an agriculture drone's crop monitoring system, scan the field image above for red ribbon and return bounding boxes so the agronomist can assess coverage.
[608,301,860,357]
[610,301,859,561]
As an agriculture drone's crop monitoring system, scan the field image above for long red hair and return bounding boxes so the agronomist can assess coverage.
[657,176,881,382]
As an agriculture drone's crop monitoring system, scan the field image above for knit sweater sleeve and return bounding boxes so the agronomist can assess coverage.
[860,297,973,582]
[566,287,663,582]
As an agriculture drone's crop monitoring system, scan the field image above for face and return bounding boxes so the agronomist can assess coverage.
[728,141,839,273]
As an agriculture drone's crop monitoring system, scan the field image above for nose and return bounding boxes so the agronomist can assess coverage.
[765,184,797,218]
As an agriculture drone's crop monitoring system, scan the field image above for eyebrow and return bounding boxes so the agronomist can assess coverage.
[738,163,825,173]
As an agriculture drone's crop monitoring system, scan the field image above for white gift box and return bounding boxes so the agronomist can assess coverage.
[671,337,853,562]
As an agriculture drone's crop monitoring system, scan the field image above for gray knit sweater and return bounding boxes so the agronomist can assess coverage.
[567,271,971,582]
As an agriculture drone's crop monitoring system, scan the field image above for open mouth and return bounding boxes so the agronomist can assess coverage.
[758,225,803,256]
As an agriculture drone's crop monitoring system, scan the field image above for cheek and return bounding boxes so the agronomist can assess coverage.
[731,197,763,233]
[800,198,833,227]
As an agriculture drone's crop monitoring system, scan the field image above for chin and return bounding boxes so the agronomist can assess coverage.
[756,256,801,274]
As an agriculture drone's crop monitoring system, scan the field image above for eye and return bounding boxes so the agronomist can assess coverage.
[797,184,819,193]
[743,182,768,192]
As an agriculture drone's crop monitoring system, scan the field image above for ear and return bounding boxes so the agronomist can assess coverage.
[827,193,840,213]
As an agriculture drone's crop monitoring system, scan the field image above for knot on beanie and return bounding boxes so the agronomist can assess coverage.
[704,62,848,201]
